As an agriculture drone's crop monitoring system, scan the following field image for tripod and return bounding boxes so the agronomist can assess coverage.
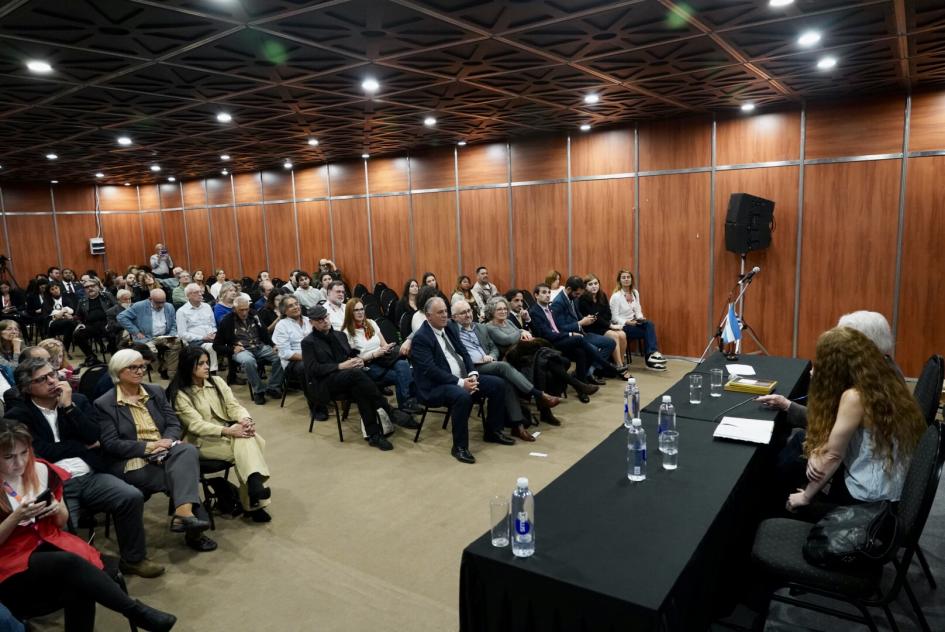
[0,255,19,289]
[700,254,768,362]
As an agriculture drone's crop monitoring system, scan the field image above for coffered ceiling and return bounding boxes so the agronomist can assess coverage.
[0,0,941,184]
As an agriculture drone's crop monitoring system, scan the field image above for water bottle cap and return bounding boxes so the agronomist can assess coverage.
[517,477,529,489]
[628,377,636,384]
[631,418,642,427]
[662,395,671,403]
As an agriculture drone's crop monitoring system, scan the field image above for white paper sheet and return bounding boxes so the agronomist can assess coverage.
[725,363,756,376]
[714,416,774,444]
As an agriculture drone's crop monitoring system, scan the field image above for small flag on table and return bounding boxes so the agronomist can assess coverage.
[722,303,742,344]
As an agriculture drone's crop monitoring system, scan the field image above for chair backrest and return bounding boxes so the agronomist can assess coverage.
[896,423,942,549]
[365,301,382,321]
[77,364,109,400]
[912,354,944,425]
[373,282,388,296]
[353,283,368,298]
[399,311,414,339]
[376,316,400,343]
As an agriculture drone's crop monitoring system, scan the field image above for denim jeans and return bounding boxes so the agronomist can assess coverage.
[234,344,284,395]
[365,359,414,407]
[623,321,659,356]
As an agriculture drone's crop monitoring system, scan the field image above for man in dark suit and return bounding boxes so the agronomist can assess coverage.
[7,358,164,578]
[301,305,417,451]
[411,297,515,464]
[550,276,618,381]
[504,289,532,331]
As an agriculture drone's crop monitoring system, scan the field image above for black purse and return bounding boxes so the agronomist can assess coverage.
[372,344,402,369]
[803,501,899,569]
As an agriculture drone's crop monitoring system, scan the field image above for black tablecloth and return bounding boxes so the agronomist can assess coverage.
[460,413,771,632]
[642,352,811,422]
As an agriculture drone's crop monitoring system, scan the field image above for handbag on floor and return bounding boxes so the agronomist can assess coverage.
[803,500,899,569]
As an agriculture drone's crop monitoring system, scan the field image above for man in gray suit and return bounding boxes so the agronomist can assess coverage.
[116,289,181,379]
[452,300,560,439]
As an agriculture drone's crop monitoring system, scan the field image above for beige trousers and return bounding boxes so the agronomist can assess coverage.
[196,433,270,510]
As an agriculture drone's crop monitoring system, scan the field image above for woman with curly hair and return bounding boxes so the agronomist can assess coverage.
[785,326,925,512]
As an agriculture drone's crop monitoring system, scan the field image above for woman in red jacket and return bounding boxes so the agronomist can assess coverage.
[0,421,176,632]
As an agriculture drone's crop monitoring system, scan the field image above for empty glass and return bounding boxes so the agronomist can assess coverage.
[710,368,724,397]
[689,373,703,405]
[490,496,510,547]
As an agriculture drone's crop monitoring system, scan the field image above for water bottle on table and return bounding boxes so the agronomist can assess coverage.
[627,418,647,482]
[622,378,635,428]
[658,395,679,470]
[628,378,640,418]
[511,477,535,558]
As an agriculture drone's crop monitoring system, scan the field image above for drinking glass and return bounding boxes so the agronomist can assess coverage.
[490,496,510,547]
[710,368,724,398]
[660,430,679,470]
[689,374,703,405]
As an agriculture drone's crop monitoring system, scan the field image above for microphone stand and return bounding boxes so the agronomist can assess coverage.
[699,254,769,362]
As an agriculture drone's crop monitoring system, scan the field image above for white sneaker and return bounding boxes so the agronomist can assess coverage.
[646,362,668,372]
[649,352,665,362]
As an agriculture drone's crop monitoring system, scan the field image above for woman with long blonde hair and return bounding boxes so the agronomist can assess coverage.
[786,327,925,511]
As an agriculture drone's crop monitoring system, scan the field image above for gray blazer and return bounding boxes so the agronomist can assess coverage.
[469,322,500,359]
[94,383,183,476]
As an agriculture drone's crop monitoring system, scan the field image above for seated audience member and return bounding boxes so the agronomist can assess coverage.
[784,327,925,513]
[149,243,174,279]
[412,286,441,333]
[257,292,283,334]
[216,297,283,404]
[37,339,78,390]
[106,289,134,350]
[95,349,216,552]
[175,283,219,373]
[318,259,339,277]
[527,284,599,397]
[317,271,334,297]
[394,278,420,337]
[610,269,666,371]
[0,321,23,372]
[60,269,83,300]
[0,420,177,631]
[450,275,479,322]
[545,270,563,300]
[550,276,618,381]
[209,270,227,300]
[212,282,238,325]
[91,343,156,403]
[580,274,630,373]
[166,347,272,522]
[411,297,515,464]
[116,289,181,380]
[281,269,301,294]
[323,280,346,331]
[0,281,25,327]
[452,300,560,440]
[42,284,79,355]
[25,278,48,335]
[191,269,215,305]
[302,306,417,451]
[470,266,498,317]
[7,359,164,578]
[253,280,273,312]
[485,296,596,411]
[73,279,118,366]
[272,296,311,391]
[47,267,63,289]
[103,270,119,293]
[133,272,162,303]
[341,298,421,415]
[293,271,324,310]
[170,271,191,309]
[160,267,184,293]
[421,272,448,300]
[252,270,271,296]
[504,289,532,330]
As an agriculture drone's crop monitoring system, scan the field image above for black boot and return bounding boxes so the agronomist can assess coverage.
[247,473,271,507]
[126,600,177,632]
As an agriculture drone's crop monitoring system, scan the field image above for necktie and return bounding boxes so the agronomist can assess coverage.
[442,332,468,378]
[543,307,560,334]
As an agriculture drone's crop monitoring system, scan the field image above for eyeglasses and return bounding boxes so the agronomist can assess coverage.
[353,308,365,312]
[151,301,166,307]
[30,371,58,385]
[125,364,148,373]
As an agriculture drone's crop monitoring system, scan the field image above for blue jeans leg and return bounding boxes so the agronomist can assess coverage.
[624,322,659,356]
[235,349,263,395]
[258,345,284,391]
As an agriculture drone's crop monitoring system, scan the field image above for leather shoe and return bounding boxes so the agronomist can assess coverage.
[266,389,283,400]
[313,407,329,422]
[541,410,562,425]
[577,392,590,404]
[126,599,177,632]
[586,375,607,386]
[540,392,561,408]
[368,434,394,451]
[391,409,420,429]
[451,446,476,464]
[248,508,272,523]
[253,392,266,405]
[119,558,165,579]
[483,432,515,446]
[400,398,424,415]
[513,426,536,442]
[169,514,209,533]
[184,532,218,552]
[575,381,599,396]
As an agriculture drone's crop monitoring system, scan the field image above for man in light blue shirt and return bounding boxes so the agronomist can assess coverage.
[117,289,181,379]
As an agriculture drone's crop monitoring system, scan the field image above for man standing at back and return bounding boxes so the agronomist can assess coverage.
[411,297,514,464]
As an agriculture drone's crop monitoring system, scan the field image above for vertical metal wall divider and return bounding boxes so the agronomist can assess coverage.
[707,116,717,340]
[229,175,244,277]
[454,147,462,275]
[506,142,515,287]
[290,170,301,269]
[49,185,63,267]
[133,187,145,266]
[0,187,10,277]
[891,95,912,355]
[95,185,111,272]
[791,106,807,358]
[633,124,641,281]
[158,185,167,244]
[258,172,271,272]
[363,158,376,288]
[566,135,573,276]
[205,179,216,272]
[326,164,336,264]
[177,181,191,271]
[406,156,417,278]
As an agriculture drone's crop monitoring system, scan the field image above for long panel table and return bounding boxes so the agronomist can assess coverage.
[459,353,811,632]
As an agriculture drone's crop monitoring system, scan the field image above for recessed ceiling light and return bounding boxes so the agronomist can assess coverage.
[579,124,591,132]
[361,153,370,159]
[216,112,232,123]
[220,154,230,161]
[361,78,380,93]
[307,138,319,146]
[221,169,229,176]
[46,153,58,160]
[26,60,52,74]
[769,0,794,7]
[124,182,131,186]
[283,161,293,169]
[584,94,600,104]
[117,136,132,146]
[741,103,756,112]
[50,180,58,184]
[167,176,176,182]
[797,30,821,47]
[817,56,837,70]
[95,172,104,178]
[423,116,437,127]
[457,141,467,147]
[150,165,161,172]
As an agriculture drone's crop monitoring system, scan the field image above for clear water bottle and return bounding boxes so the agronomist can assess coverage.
[658,395,679,470]
[627,418,647,482]
[628,378,641,418]
[511,477,535,558]
[623,379,633,428]
[657,395,676,436]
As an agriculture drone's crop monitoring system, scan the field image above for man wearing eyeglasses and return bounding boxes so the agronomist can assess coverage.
[117,289,181,379]
[73,279,118,367]
[5,358,164,578]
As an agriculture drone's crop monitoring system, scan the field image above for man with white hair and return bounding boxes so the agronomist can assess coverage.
[117,289,181,379]
[216,296,284,405]
[175,283,219,372]
[149,243,174,278]
[171,270,191,308]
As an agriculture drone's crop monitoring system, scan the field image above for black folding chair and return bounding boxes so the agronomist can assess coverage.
[376,316,400,344]
[199,459,233,530]
[913,354,944,426]
[353,283,368,298]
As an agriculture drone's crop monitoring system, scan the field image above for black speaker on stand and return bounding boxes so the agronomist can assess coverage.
[724,192,774,255]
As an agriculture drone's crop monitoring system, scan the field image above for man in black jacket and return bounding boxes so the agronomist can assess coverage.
[215,296,284,404]
[73,278,119,366]
[7,358,164,578]
[301,305,417,451]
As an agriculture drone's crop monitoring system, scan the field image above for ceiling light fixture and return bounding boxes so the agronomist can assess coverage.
[150,165,161,172]
[95,172,104,178]
[216,112,232,123]
[361,78,380,93]
[741,103,756,112]
[308,138,319,146]
[168,176,176,182]
[579,124,591,132]
[220,154,230,161]
[423,116,437,127]
[50,180,58,184]
[26,60,52,74]
[769,0,794,7]
[797,30,821,47]
[117,136,132,146]
[361,153,370,159]
[221,169,229,176]
[584,94,600,104]
[283,161,293,169]
[817,56,837,70]
[457,141,467,147]
[46,153,58,160]
[124,182,131,186]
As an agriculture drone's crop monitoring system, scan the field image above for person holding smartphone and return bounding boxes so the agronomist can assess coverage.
[149,243,174,279]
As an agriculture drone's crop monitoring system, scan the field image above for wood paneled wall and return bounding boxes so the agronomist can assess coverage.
[2,90,944,376]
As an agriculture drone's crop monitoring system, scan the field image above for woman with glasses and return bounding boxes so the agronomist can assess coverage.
[166,346,272,522]
[94,349,217,553]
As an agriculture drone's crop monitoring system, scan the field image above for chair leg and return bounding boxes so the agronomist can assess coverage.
[335,402,344,442]
[414,407,428,443]
[199,477,217,531]
[902,578,932,632]
[308,410,316,433]
[914,547,937,589]
[882,603,900,632]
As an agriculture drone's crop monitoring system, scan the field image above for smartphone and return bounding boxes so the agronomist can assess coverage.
[34,488,53,506]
